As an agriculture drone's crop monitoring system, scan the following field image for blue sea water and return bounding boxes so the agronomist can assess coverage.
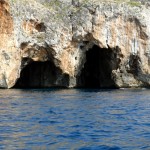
[0,88,150,150]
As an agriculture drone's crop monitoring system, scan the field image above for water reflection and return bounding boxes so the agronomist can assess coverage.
[0,89,150,149]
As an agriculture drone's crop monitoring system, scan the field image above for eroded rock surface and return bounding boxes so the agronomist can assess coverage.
[1,0,150,88]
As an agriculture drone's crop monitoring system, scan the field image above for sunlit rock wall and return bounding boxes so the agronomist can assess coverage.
[0,0,150,88]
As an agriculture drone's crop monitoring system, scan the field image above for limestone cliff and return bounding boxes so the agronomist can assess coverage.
[1,0,150,88]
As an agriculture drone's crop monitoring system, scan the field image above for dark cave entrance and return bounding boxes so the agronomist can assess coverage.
[78,45,120,88]
[14,60,57,88]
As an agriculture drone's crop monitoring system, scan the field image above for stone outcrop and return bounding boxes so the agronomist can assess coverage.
[1,0,150,88]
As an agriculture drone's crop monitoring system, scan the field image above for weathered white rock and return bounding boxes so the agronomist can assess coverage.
[0,0,150,88]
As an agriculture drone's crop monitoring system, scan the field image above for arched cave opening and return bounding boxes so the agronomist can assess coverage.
[14,60,58,88]
[77,45,120,88]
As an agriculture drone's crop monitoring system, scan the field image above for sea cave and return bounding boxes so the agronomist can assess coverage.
[77,45,120,88]
[14,60,57,88]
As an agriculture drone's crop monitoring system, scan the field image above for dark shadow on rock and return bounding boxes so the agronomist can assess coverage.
[14,60,58,88]
[129,54,150,86]
[77,45,121,88]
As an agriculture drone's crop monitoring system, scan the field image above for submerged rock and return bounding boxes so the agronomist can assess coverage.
[1,0,150,88]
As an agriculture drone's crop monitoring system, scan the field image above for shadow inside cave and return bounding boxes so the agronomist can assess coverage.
[77,45,120,88]
[14,61,57,88]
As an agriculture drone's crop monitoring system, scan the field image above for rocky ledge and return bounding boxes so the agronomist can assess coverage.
[0,0,150,88]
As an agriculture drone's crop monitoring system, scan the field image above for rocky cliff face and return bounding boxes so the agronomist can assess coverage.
[1,0,150,88]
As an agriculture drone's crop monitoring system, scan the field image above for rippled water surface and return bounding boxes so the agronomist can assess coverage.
[0,88,150,150]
